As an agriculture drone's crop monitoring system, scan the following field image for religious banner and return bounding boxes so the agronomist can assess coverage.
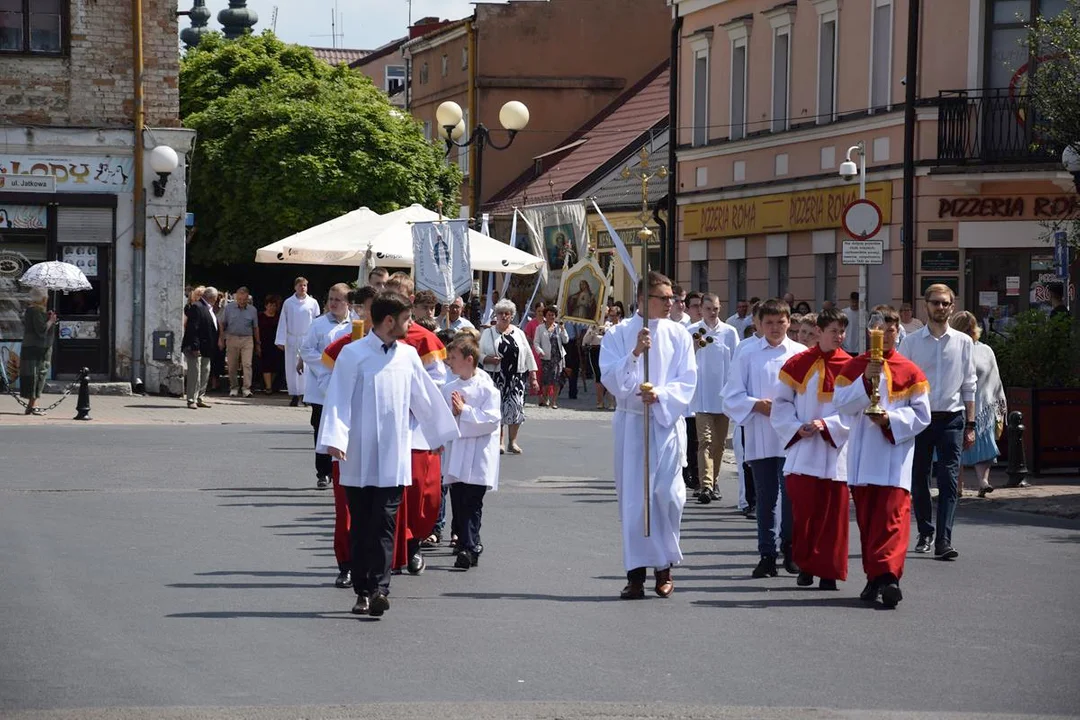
[519,199,588,290]
[411,219,472,303]
[558,255,609,326]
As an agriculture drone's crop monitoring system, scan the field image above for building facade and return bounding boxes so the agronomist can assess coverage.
[0,0,194,393]
[403,0,672,218]
[672,0,1076,324]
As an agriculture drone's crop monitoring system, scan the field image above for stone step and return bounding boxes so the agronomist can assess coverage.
[42,381,133,396]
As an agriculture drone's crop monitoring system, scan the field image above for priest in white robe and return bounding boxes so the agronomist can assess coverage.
[600,272,697,600]
[771,308,852,590]
[319,292,458,618]
[834,305,931,609]
[275,277,321,405]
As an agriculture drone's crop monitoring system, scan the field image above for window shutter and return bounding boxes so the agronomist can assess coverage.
[57,207,114,245]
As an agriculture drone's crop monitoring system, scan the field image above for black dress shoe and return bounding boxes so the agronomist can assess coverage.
[819,578,838,591]
[289,395,300,407]
[454,550,472,570]
[935,545,959,561]
[335,569,352,588]
[859,579,880,602]
[782,555,799,575]
[796,571,814,586]
[407,552,426,575]
[752,556,778,578]
[697,490,712,504]
[351,594,370,615]
[743,506,757,520]
[914,534,933,553]
[368,592,390,617]
[316,474,330,490]
[619,582,645,600]
[880,581,903,608]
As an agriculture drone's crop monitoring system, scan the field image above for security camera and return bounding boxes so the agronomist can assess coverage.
[838,160,859,181]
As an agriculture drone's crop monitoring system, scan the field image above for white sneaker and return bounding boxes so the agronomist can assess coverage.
[242,390,253,398]
[229,389,239,397]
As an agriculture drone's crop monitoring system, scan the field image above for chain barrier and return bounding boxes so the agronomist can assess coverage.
[2,379,80,412]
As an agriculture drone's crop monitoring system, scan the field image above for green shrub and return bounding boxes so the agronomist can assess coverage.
[985,311,1079,388]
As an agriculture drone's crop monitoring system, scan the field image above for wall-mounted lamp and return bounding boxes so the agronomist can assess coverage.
[150,145,179,197]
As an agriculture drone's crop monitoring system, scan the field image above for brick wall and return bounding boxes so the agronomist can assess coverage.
[0,0,179,128]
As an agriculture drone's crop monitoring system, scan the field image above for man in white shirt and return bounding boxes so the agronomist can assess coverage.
[275,277,321,406]
[842,291,863,355]
[299,282,353,490]
[726,298,754,339]
[668,285,692,326]
[320,292,458,617]
[668,285,697,491]
[686,293,739,504]
[723,299,807,578]
[897,283,976,561]
[684,291,703,325]
[438,296,476,332]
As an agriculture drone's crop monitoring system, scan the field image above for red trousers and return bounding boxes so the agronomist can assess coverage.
[785,473,849,581]
[851,484,911,581]
[331,462,350,570]
[392,450,442,570]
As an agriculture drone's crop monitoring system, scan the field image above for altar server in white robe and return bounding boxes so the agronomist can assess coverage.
[686,293,739,505]
[441,334,502,572]
[723,299,806,580]
[275,276,321,405]
[600,271,697,600]
[731,312,762,515]
[770,308,852,591]
[320,292,459,618]
[833,305,931,609]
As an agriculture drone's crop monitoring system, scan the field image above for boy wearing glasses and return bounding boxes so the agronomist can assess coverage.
[897,284,976,561]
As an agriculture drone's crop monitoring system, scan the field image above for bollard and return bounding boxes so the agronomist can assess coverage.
[1005,410,1028,488]
[73,367,92,421]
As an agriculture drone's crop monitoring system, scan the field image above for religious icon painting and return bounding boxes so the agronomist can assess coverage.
[558,256,608,326]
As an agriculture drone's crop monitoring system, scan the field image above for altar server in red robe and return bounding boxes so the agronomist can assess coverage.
[834,305,931,608]
[771,308,852,590]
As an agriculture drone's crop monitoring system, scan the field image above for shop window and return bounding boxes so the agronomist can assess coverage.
[691,260,708,292]
[816,252,838,306]
[769,256,789,298]
[0,0,65,55]
[729,259,747,313]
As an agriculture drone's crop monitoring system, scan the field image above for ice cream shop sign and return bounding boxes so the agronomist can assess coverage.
[0,155,135,193]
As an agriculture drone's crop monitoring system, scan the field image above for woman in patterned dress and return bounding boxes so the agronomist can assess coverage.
[480,299,539,454]
[949,311,1006,497]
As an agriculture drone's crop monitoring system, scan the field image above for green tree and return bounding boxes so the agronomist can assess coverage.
[181,32,461,267]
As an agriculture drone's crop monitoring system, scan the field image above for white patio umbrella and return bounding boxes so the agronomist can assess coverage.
[19,261,92,292]
[253,206,381,264]
[261,204,545,274]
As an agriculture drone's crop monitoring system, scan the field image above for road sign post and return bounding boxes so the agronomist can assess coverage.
[841,197,884,353]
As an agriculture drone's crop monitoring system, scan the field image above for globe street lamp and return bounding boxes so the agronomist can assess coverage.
[436,100,529,215]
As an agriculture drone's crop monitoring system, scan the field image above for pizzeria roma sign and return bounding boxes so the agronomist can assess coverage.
[937,195,1079,220]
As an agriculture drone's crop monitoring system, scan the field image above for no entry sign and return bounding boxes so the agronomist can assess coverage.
[842,199,883,240]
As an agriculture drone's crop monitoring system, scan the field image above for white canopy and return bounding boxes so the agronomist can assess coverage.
[255,204,545,275]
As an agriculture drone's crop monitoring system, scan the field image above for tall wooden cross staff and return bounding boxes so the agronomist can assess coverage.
[621,146,667,538]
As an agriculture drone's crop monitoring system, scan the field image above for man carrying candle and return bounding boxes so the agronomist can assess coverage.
[834,305,931,608]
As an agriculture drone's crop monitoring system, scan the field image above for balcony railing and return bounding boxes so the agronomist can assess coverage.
[936,89,1063,165]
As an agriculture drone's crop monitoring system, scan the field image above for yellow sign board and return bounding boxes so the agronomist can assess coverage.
[682,181,893,240]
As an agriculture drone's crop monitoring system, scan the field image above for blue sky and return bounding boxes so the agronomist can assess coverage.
[187,1,507,50]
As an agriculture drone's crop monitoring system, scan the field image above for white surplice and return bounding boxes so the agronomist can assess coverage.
[275,293,321,396]
[298,313,352,406]
[318,333,459,489]
[600,315,697,572]
[771,365,850,482]
[833,368,931,491]
[722,336,806,462]
[441,372,502,489]
[686,319,740,415]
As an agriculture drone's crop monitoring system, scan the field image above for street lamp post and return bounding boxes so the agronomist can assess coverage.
[436,100,530,217]
[840,141,868,353]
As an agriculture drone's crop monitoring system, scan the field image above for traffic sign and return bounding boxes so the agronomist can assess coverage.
[842,239,884,265]
[842,199,883,240]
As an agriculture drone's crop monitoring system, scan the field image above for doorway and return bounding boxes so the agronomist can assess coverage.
[53,244,110,378]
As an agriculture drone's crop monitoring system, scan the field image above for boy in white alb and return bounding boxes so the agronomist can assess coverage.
[442,335,502,570]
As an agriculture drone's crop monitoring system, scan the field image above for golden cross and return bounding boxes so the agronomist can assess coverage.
[621,145,667,228]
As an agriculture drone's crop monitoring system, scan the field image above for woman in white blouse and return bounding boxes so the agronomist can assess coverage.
[479,299,539,454]
[533,305,570,409]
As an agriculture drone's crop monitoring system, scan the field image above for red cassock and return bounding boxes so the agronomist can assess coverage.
[851,484,911,580]
[776,346,853,582]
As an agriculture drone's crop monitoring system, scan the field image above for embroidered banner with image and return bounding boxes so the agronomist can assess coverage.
[411,219,472,303]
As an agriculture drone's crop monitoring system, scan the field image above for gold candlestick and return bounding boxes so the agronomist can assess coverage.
[864,315,886,417]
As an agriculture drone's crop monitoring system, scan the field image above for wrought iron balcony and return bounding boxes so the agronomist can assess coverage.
[936,89,1063,165]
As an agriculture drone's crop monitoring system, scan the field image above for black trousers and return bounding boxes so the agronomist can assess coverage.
[564,339,580,399]
[683,416,699,486]
[309,403,332,479]
[344,485,404,597]
[449,483,486,553]
[740,427,756,509]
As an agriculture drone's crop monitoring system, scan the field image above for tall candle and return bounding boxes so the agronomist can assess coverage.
[869,328,884,360]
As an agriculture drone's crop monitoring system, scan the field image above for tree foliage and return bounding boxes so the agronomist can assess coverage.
[180,32,461,267]
[984,311,1079,388]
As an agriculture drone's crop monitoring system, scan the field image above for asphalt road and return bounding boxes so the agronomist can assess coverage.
[1,419,1078,719]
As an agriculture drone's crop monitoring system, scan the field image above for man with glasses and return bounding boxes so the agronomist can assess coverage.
[898,284,976,561]
[299,283,355,490]
[684,291,704,325]
[669,285,692,326]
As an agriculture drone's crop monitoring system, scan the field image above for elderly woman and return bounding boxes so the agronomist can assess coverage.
[950,310,1006,497]
[534,305,569,409]
[20,287,57,416]
[480,299,539,454]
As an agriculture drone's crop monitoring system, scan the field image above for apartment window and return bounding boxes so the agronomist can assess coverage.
[771,29,790,132]
[870,0,893,111]
[817,13,837,123]
[441,54,449,77]
[729,259,747,313]
[691,261,709,292]
[419,62,429,84]
[0,0,65,54]
[731,40,747,140]
[385,64,406,95]
[458,109,469,176]
[461,46,468,70]
[692,48,710,147]
[769,256,789,298]
[817,252,837,305]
